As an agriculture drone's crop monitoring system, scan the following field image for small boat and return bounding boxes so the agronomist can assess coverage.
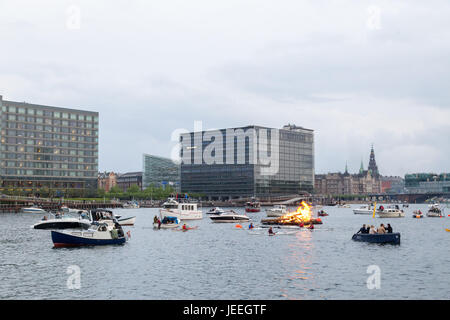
[160,198,202,220]
[412,210,424,219]
[206,207,226,215]
[33,210,91,230]
[317,210,329,217]
[353,204,375,215]
[210,210,250,223]
[245,201,261,213]
[427,204,444,217]
[51,220,126,248]
[352,232,401,245]
[266,205,287,217]
[337,204,351,208]
[446,229,450,232]
[117,216,136,226]
[123,201,140,209]
[21,207,47,214]
[377,205,405,218]
[153,216,181,229]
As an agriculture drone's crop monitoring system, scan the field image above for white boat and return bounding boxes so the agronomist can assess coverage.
[427,204,444,217]
[353,204,375,215]
[123,201,140,209]
[21,207,47,214]
[153,216,181,229]
[159,198,203,220]
[337,204,351,208]
[206,207,226,215]
[266,205,288,217]
[117,216,136,226]
[33,210,91,230]
[377,205,405,218]
[209,210,250,223]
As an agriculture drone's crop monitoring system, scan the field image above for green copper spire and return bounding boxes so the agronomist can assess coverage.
[359,159,364,174]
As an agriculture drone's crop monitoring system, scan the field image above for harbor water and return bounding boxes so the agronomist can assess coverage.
[0,204,449,300]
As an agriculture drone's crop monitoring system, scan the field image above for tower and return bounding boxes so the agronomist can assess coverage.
[368,144,379,177]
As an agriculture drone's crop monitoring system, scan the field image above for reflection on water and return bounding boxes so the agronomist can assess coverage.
[0,204,449,300]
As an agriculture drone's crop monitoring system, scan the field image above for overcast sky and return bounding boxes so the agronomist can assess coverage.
[1,0,449,176]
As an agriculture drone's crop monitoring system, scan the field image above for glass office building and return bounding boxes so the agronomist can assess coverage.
[0,95,98,196]
[142,154,180,190]
[180,124,314,200]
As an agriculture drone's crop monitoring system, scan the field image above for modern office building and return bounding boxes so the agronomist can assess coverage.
[179,124,314,200]
[142,154,180,190]
[0,95,98,196]
[405,173,450,194]
[116,171,143,192]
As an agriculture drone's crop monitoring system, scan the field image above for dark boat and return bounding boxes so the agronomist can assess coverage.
[352,232,401,245]
[245,201,261,213]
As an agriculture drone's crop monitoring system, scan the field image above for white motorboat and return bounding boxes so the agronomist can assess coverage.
[377,205,405,218]
[266,205,288,217]
[32,210,91,230]
[353,204,375,215]
[117,216,136,226]
[209,210,250,223]
[160,198,202,220]
[153,216,181,229]
[206,207,226,215]
[123,201,140,209]
[21,207,47,214]
[337,204,351,208]
[427,204,444,217]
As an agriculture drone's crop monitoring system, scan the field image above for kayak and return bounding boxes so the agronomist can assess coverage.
[446,229,450,232]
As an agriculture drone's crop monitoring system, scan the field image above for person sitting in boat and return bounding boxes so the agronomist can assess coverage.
[386,224,393,233]
[42,215,48,221]
[299,222,304,228]
[249,223,254,230]
[365,225,370,233]
[308,223,314,230]
[369,225,377,234]
[377,224,386,234]
[157,218,162,230]
[357,224,367,234]
[268,227,275,235]
[153,215,158,224]
[379,205,384,212]
[182,224,188,231]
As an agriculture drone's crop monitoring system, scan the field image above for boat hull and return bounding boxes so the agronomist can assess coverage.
[210,215,250,223]
[118,217,136,226]
[353,209,374,215]
[245,208,260,213]
[160,209,202,220]
[153,223,180,229]
[378,212,405,218]
[51,231,126,247]
[352,233,401,245]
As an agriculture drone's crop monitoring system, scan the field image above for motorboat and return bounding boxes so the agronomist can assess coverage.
[160,198,202,220]
[117,216,136,226]
[377,205,405,218]
[153,216,181,229]
[245,201,261,213]
[21,207,47,214]
[427,204,444,217]
[32,210,91,230]
[353,204,375,215]
[206,207,226,215]
[266,205,287,217]
[412,210,424,219]
[51,219,126,248]
[337,204,351,208]
[123,201,140,209]
[352,232,401,245]
[209,210,251,223]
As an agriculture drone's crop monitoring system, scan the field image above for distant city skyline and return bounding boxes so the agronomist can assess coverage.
[1,1,449,177]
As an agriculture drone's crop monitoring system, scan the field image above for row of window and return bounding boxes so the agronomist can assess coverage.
[2,161,97,170]
[1,152,97,163]
[2,169,96,177]
[5,128,96,137]
[3,119,98,130]
[2,106,98,122]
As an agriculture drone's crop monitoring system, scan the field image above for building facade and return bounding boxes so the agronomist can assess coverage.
[381,176,405,194]
[0,95,98,196]
[314,146,382,195]
[142,154,180,190]
[180,124,314,200]
[405,173,450,194]
[98,171,118,192]
[116,171,143,192]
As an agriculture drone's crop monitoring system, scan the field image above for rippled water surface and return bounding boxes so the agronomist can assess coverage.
[1,204,449,300]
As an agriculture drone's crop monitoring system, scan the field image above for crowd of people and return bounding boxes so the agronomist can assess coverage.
[357,223,393,234]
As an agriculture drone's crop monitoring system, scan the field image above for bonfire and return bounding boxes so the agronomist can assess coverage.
[261,201,322,226]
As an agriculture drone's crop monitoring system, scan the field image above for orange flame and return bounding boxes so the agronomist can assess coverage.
[278,201,312,224]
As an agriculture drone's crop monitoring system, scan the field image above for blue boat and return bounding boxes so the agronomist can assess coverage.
[51,217,127,248]
[352,232,401,245]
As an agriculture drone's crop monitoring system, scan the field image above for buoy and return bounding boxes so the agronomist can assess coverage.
[235,224,243,229]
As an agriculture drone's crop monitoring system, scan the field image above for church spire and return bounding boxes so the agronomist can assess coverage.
[368,144,379,177]
[359,158,364,174]
[345,161,348,174]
